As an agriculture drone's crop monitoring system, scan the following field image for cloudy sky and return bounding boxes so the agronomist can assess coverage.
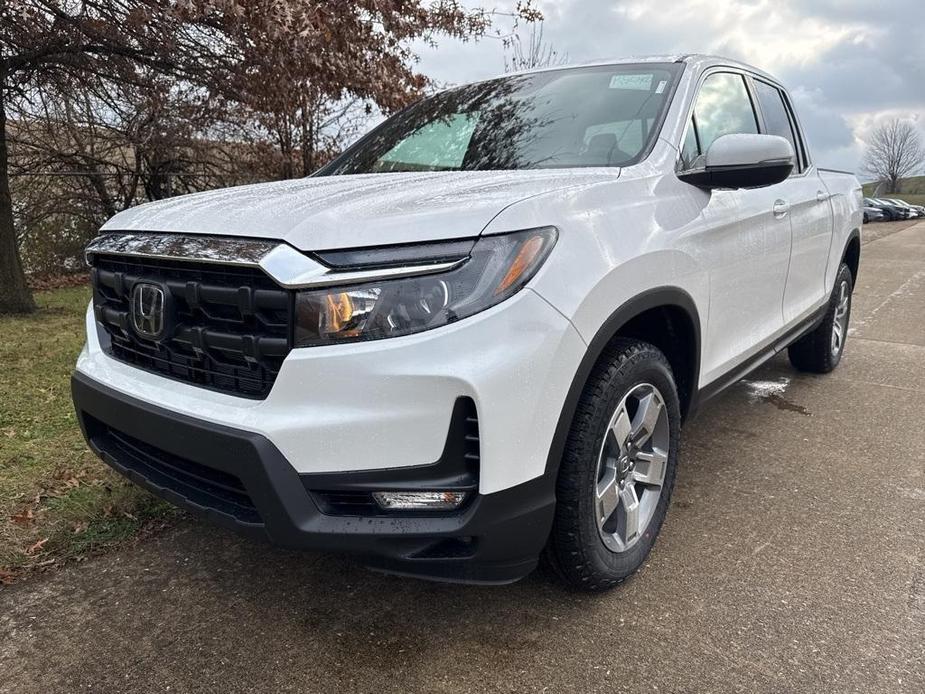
[413,0,925,176]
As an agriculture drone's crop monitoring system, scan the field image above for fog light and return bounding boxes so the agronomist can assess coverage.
[372,491,469,511]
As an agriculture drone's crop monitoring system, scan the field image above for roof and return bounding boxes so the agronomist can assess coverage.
[496,53,779,84]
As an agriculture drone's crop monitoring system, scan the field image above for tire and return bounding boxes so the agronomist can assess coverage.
[545,339,681,591]
[787,263,853,374]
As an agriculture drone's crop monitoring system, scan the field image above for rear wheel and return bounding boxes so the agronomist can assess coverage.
[546,339,680,591]
[788,263,853,373]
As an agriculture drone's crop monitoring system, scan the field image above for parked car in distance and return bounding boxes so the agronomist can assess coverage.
[72,54,862,591]
[863,205,886,223]
[884,198,922,218]
[865,197,909,220]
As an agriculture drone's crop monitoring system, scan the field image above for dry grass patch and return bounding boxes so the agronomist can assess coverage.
[0,287,178,583]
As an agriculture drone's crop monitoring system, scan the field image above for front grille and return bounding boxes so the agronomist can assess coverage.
[90,254,293,398]
[85,414,262,525]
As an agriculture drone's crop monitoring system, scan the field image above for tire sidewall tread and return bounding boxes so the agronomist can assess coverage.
[547,338,681,591]
[788,263,853,374]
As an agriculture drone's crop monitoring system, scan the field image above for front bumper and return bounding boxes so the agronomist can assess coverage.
[72,371,557,583]
[76,288,586,495]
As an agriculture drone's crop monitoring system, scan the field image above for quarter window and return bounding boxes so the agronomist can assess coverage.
[680,118,700,169]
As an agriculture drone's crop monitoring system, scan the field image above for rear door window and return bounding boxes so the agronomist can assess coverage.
[754,80,804,172]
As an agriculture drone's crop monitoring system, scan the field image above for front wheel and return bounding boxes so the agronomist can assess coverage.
[545,339,680,591]
[788,263,853,373]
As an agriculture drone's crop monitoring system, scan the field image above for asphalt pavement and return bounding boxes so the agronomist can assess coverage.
[2,220,923,694]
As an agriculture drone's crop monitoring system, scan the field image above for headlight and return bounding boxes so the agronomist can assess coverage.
[294,227,557,347]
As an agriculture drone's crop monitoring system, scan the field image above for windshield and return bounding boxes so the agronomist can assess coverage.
[324,63,682,175]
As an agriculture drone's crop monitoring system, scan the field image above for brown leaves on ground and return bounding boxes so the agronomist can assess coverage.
[25,538,48,555]
[0,289,179,585]
[27,274,89,292]
[4,467,115,575]
[72,521,88,535]
[51,468,87,492]
[10,508,35,526]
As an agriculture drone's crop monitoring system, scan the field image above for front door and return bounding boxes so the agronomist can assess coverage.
[681,70,791,384]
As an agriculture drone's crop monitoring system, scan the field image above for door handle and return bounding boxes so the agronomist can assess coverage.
[772,199,790,218]
[816,191,830,202]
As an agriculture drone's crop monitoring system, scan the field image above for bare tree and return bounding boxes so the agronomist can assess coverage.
[10,72,262,274]
[504,22,567,73]
[0,0,241,314]
[861,118,925,193]
[1,1,541,313]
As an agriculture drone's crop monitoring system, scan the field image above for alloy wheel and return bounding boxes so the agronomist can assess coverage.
[595,383,670,553]
[831,280,850,357]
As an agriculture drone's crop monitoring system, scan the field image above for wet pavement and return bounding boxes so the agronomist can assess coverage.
[2,221,923,693]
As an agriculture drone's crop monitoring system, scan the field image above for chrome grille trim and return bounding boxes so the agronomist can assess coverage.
[86,232,466,289]
[85,232,278,266]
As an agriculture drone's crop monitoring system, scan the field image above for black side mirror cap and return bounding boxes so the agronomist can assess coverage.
[678,160,794,190]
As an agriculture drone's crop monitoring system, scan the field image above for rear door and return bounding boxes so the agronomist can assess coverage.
[681,70,792,382]
[750,79,833,323]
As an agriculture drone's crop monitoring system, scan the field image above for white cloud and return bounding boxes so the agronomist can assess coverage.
[612,0,878,71]
[411,0,925,173]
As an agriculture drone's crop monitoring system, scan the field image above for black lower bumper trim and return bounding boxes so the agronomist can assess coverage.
[71,371,556,584]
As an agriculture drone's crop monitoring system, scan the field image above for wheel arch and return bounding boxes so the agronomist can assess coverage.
[543,287,701,479]
[842,228,861,285]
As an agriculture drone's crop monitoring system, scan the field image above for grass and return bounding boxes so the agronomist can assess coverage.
[862,175,925,206]
[0,287,178,583]
[898,194,925,206]
[897,175,925,194]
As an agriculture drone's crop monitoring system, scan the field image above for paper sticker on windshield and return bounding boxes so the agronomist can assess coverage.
[609,74,653,90]
[655,80,667,94]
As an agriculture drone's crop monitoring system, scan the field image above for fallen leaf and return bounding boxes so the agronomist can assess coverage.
[26,538,49,555]
[72,521,88,534]
[0,569,16,585]
[10,508,34,526]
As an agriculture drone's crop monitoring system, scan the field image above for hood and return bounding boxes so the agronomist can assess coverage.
[100,170,618,250]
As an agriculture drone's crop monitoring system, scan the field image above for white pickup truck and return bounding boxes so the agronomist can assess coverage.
[73,54,862,590]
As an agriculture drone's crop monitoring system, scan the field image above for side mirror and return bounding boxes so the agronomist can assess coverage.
[678,134,794,189]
